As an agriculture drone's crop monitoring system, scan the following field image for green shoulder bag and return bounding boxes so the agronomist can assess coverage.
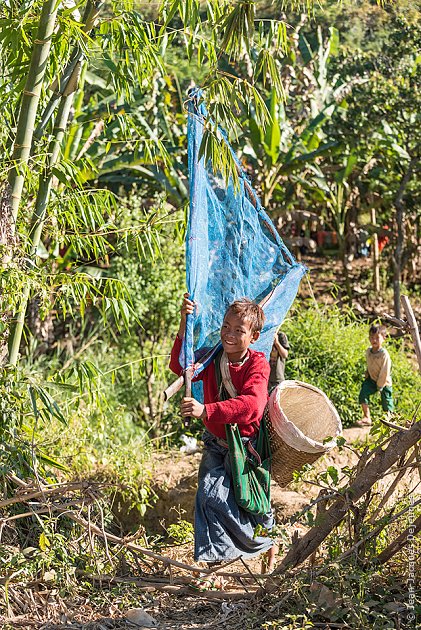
[214,351,271,516]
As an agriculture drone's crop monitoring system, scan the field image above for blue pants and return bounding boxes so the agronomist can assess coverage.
[194,431,274,563]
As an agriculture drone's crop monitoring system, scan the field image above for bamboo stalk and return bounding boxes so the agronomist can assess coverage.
[34,1,104,140]
[8,3,104,366]
[7,0,59,228]
[9,92,75,365]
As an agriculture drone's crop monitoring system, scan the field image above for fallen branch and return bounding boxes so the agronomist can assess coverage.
[374,514,421,565]
[368,449,417,524]
[333,498,421,565]
[0,480,95,509]
[262,419,421,592]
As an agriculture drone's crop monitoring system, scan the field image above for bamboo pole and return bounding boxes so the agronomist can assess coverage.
[9,93,76,365]
[7,0,59,228]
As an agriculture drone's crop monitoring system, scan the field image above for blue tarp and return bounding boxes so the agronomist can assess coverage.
[181,89,306,378]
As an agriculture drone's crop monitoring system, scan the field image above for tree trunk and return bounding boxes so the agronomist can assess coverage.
[7,0,59,228]
[339,235,352,303]
[392,158,417,318]
[371,208,380,293]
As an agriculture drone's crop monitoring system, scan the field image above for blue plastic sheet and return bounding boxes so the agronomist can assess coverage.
[182,89,306,378]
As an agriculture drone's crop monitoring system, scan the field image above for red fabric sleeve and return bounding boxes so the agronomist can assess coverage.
[169,335,183,376]
[204,354,269,428]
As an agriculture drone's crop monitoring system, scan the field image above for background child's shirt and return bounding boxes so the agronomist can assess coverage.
[169,335,269,439]
[366,347,392,388]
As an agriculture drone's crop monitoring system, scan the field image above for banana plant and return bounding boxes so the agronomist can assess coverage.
[63,72,189,208]
[243,26,345,209]
[299,152,358,300]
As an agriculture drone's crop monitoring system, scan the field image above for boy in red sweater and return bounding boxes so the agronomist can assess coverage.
[170,294,276,572]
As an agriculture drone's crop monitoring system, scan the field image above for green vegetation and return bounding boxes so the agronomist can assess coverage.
[283,302,421,426]
[0,0,420,626]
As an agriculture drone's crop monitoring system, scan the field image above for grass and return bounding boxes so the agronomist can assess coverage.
[282,301,421,427]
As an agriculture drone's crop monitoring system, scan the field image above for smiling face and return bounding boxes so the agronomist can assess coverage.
[369,331,386,352]
[220,311,260,362]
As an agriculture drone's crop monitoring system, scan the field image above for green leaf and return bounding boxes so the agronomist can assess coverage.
[298,33,313,65]
[328,27,339,57]
[39,532,50,551]
[327,466,339,484]
[29,386,39,420]
[38,452,70,472]
[263,89,281,165]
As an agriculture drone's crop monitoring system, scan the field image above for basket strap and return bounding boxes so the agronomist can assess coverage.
[220,352,238,398]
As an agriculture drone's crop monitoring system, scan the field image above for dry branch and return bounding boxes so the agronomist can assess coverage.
[368,449,416,524]
[263,419,421,591]
[401,295,421,373]
[0,481,94,508]
[375,514,421,565]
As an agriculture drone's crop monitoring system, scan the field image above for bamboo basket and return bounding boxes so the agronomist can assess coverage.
[267,380,342,487]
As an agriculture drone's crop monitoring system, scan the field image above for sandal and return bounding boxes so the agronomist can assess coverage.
[355,417,372,427]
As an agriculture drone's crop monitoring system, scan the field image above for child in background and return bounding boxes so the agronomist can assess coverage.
[356,324,394,427]
[268,330,290,392]
[169,294,276,573]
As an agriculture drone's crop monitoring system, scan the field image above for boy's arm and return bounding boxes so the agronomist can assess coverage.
[205,356,270,427]
[274,337,289,360]
[169,334,184,376]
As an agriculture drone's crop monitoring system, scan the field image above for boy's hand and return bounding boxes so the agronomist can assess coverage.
[178,293,195,339]
[181,397,206,419]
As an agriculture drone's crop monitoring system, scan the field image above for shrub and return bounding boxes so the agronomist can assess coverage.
[282,302,421,427]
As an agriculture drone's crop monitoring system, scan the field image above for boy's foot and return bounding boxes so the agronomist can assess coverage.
[355,417,372,427]
[261,544,279,574]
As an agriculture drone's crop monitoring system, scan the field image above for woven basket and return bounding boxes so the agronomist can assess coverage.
[267,380,342,487]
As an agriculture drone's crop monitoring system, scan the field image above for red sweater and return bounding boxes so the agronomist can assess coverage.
[169,335,270,439]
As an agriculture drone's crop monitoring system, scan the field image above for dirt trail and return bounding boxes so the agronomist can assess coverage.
[142,427,370,537]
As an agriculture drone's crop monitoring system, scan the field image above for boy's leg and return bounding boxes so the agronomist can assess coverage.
[360,403,371,424]
[380,386,394,413]
[262,542,279,574]
[357,378,377,426]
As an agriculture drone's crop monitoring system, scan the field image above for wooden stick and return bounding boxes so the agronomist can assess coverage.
[375,514,421,565]
[184,364,193,428]
[164,375,184,400]
[0,481,91,508]
[401,295,421,373]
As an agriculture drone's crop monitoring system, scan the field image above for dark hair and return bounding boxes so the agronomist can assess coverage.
[225,298,265,332]
[369,324,387,336]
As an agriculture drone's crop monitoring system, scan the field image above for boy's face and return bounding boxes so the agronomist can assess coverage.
[220,311,260,362]
[369,331,386,351]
